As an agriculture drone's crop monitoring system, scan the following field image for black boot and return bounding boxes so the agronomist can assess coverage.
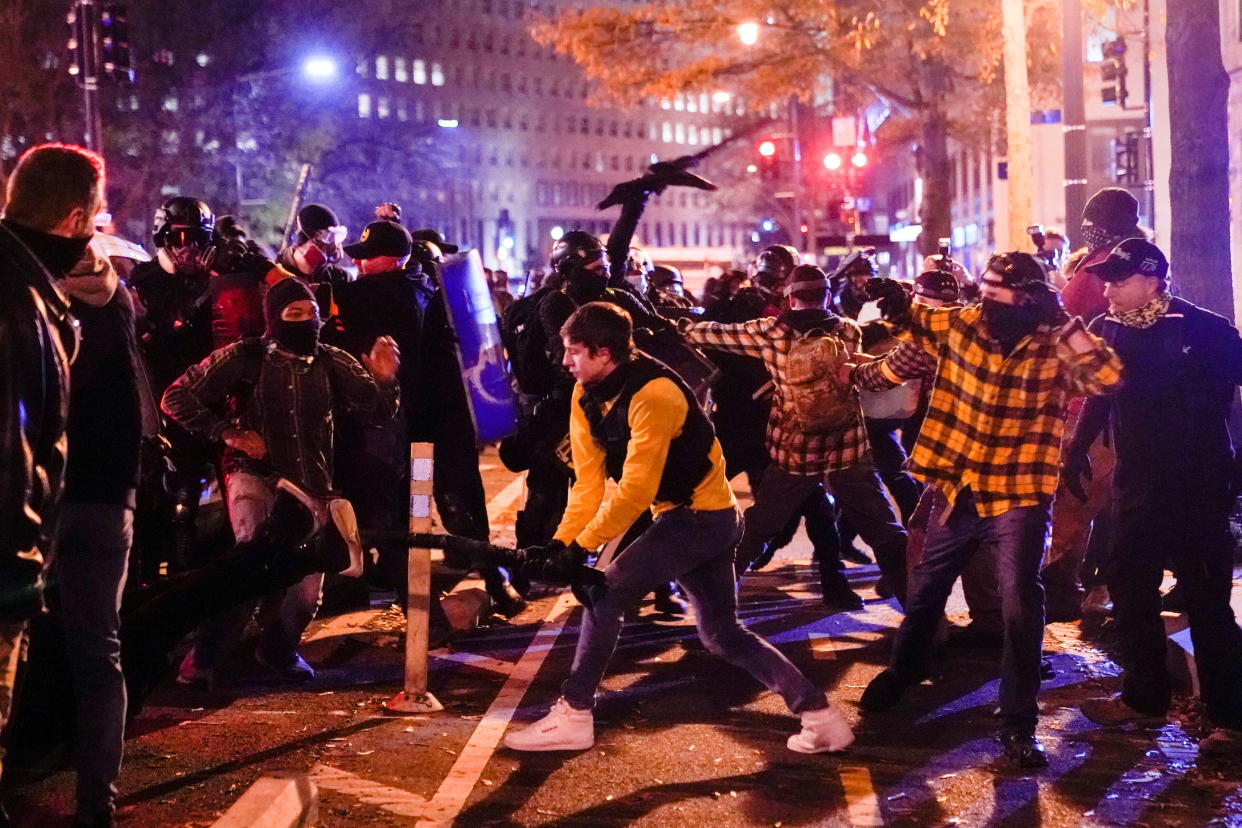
[999,731,1049,770]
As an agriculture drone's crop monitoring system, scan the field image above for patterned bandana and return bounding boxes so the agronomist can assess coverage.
[1111,290,1172,329]
[1082,224,1118,253]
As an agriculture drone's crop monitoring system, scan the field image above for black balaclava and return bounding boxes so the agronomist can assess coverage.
[264,278,321,356]
[565,265,608,306]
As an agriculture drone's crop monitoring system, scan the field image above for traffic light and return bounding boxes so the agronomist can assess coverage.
[66,2,134,85]
[822,152,842,171]
[99,4,134,83]
[1101,38,1127,105]
[757,138,778,181]
[1112,132,1141,184]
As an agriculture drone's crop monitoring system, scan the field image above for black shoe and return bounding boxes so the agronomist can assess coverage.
[1161,584,1186,613]
[840,545,873,565]
[860,669,910,712]
[652,584,688,616]
[999,731,1049,770]
[821,578,865,612]
[73,809,116,828]
[488,581,527,618]
[945,623,1004,650]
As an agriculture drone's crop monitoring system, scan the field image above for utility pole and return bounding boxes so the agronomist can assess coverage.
[1000,0,1034,248]
[1061,0,1088,247]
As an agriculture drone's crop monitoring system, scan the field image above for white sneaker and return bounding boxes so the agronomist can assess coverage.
[503,698,594,752]
[787,706,854,754]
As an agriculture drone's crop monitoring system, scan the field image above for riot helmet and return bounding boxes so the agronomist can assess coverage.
[752,244,798,294]
[153,196,217,276]
[833,248,878,293]
[551,230,609,304]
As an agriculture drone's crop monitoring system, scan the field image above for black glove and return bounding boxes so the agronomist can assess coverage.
[865,277,912,323]
[214,238,274,277]
[1021,281,1070,327]
[1061,447,1093,502]
[515,540,590,585]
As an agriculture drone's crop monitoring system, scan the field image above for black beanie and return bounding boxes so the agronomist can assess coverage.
[1083,187,1139,234]
[298,203,339,237]
[264,277,316,330]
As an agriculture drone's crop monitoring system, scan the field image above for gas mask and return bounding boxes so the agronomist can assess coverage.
[157,243,215,280]
[292,226,346,277]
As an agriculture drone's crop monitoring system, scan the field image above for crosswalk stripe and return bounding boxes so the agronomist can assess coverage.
[309,762,428,818]
[415,591,578,827]
[839,765,883,826]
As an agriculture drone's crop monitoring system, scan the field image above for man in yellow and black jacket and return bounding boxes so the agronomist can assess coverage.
[502,302,853,755]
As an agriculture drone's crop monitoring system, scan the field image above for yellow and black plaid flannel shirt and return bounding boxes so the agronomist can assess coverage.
[854,304,1123,517]
[683,314,869,476]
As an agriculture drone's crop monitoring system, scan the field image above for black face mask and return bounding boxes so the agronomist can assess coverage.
[9,224,94,279]
[271,318,322,356]
[565,266,608,305]
[982,299,1042,348]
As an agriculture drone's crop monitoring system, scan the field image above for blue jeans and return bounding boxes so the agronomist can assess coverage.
[889,489,1049,733]
[561,506,826,714]
[53,500,133,814]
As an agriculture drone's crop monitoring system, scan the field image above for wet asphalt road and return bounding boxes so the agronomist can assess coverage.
[12,449,1242,827]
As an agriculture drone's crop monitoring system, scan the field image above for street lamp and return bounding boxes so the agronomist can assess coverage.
[851,151,868,168]
[737,22,760,46]
[302,55,339,82]
[823,152,843,171]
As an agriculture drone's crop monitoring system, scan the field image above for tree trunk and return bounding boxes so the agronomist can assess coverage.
[917,107,953,256]
[1166,0,1232,317]
[1000,0,1034,250]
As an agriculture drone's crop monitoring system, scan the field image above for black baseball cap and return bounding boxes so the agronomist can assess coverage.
[344,220,413,259]
[1084,238,1169,282]
[411,227,459,254]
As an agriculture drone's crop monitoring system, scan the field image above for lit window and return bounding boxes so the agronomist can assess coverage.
[413,59,426,84]
[674,123,685,144]
[699,93,709,113]
[196,53,209,67]
[662,122,672,142]
[686,94,697,113]
[358,93,372,118]
[375,55,389,80]
[674,94,685,111]
[162,97,178,112]
[378,97,391,118]
[397,101,408,121]
[431,63,445,85]
[687,124,697,144]
[660,98,671,110]
[712,127,723,144]
[394,57,408,82]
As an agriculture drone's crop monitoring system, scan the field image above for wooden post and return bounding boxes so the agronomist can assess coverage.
[384,442,443,714]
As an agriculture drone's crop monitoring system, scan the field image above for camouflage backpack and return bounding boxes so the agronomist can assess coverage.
[783,329,855,434]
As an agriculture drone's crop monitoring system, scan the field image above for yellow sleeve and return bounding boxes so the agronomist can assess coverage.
[564,378,688,549]
[553,384,607,545]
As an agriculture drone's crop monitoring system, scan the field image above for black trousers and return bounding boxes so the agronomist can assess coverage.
[1112,484,1242,728]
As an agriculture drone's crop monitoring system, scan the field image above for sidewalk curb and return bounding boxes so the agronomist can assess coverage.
[210,771,317,828]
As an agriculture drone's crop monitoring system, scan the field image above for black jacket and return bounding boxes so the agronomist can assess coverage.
[1079,297,1242,501]
[333,269,426,406]
[64,286,143,506]
[0,220,75,614]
